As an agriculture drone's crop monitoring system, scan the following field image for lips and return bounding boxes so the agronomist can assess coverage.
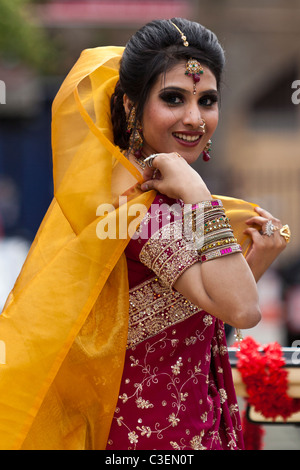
[172,131,203,147]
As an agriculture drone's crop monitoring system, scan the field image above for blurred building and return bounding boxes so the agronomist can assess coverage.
[0,0,299,268]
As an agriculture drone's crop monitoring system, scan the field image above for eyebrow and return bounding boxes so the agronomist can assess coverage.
[159,86,218,95]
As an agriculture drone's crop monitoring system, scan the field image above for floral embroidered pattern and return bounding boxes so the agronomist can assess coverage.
[128,276,201,349]
[107,313,244,450]
[111,331,211,449]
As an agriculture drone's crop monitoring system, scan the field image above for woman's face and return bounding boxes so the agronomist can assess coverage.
[141,62,219,164]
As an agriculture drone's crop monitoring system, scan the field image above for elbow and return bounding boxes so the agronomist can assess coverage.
[231,303,262,330]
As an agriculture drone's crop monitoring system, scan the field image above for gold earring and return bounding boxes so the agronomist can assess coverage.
[126,106,143,158]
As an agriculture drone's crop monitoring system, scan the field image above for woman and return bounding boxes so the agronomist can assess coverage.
[0,19,288,450]
[104,19,288,450]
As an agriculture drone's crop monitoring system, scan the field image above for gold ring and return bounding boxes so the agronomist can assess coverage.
[279,224,291,244]
[174,152,182,158]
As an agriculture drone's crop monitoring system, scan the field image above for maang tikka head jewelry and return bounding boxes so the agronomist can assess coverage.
[170,22,204,95]
[185,58,204,95]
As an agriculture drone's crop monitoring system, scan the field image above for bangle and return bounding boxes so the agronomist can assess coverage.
[200,243,242,263]
[203,217,231,234]
[200,237,237,254]
[182,200,235,254]
[203,229,235,245]
[184,205,226,233]
[190,199,223,211]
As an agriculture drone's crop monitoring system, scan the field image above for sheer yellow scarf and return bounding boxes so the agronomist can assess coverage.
[0,47,257,450]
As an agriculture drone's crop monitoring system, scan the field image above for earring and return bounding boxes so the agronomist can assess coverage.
[127,106,143,158]
[202,140,212,162]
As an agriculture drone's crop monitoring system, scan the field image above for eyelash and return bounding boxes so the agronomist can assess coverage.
[159,92,218,107]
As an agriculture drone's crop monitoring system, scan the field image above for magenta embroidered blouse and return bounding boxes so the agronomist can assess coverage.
[106,194,244,450]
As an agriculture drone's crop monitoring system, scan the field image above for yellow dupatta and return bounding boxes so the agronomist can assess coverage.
[0,46,257,450]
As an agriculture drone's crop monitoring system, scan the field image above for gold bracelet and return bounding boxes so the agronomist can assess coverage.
[200,237,237,254]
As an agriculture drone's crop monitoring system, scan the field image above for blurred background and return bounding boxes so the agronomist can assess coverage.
[0,0,300,449]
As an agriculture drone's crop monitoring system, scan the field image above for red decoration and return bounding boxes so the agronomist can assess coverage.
[236,336,300,420]
[235,336,300,450]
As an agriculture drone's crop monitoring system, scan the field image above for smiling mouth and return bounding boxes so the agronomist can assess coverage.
[172,132,203,144]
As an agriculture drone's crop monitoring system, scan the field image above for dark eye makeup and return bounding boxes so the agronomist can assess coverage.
[158,89,218,107]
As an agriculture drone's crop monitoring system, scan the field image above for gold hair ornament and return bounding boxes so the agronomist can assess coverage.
[170,21,189,47]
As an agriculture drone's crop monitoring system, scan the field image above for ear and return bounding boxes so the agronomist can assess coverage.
[123,94,133,118]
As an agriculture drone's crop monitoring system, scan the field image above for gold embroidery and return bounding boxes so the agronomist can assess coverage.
[170,430,208,450]
[128,431,139,445]
[128,276,201,349]
[136,397,154,409]
[171,357,183,375]
[108,324,243,450]
[114,333,210,449]
[190,431,207,450]
[219,388,228,404]
[139,220,199,288]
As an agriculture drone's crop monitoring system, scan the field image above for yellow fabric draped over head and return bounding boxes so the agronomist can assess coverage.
[0,46,257,450]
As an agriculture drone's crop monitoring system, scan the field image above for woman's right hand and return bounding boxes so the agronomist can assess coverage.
[140,152,212,203]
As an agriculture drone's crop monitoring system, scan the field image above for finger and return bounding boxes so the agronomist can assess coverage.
[254,206,274,219]
[244,227,263,241]
[140,178,161,192]
[142,166,156,181]
[142,154,165,180]
[245,215,268,227]
[255,207,282,227]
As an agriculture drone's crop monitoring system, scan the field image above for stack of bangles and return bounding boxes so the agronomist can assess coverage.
[183,199,242,263]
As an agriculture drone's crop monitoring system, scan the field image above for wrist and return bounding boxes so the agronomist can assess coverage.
[180,186,212,204]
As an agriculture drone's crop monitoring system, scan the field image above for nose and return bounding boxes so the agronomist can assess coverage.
[182,103,204,129]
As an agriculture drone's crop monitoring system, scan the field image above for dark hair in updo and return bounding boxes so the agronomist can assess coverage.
[110,18,225,150]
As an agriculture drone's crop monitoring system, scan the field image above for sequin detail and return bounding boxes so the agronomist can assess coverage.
[139,220,199,288]
[128,276,201,349]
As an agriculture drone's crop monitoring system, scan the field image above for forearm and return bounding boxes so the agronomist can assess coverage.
[200,253,261,327]
[174,254,261,329]
[175,193,261,328]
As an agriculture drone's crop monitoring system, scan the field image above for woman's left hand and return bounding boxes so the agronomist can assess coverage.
[244,206,288,281]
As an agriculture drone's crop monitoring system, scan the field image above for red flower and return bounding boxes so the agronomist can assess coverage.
[236,337,300,420]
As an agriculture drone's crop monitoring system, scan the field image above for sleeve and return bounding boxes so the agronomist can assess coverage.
[137,194,200,289]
